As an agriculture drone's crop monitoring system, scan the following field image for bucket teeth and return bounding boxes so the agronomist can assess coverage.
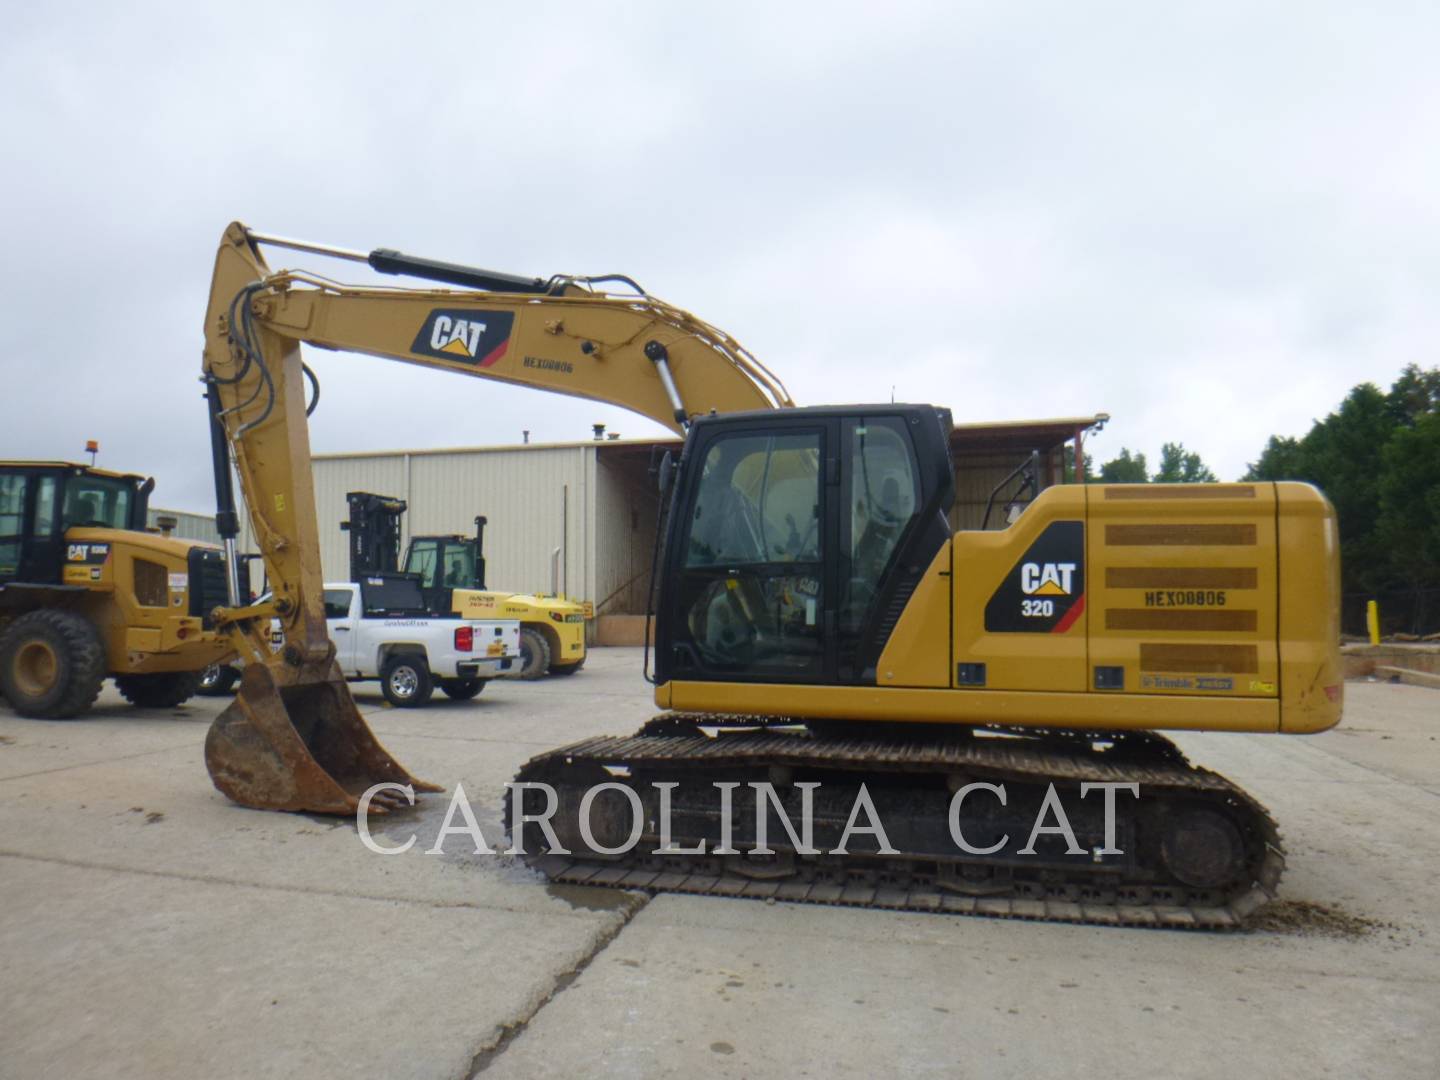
[204,662,440,814]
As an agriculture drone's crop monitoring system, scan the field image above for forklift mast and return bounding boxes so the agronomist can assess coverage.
[340,492,408,581]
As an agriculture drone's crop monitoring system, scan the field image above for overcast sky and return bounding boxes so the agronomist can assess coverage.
[2,3,1437,511]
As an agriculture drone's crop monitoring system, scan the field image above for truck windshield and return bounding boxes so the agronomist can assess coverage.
[63,475,133,530]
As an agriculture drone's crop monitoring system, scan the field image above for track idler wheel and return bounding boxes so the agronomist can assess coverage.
[1160,807,1246,889]
[204,661,440,814]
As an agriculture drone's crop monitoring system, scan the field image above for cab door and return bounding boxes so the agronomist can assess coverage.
[324,587,359,671]
[665,422,834,682]
[0,469,63,586]
[0,470,29,583]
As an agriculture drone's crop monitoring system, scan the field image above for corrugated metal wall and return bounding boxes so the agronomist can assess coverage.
[302,445,594,599]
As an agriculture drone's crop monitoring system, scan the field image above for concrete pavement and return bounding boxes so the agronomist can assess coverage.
[1,653,1436,1079]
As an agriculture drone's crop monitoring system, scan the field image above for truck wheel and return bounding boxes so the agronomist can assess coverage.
[549,658,585,676]
[517,628,552,680]
[196,663,238,696]
[439,677,486,700]
[115,671,203,709]
[381,654,434,707]
[0,609,107,719]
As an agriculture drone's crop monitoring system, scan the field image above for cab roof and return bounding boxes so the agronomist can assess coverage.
[0,461,149,483]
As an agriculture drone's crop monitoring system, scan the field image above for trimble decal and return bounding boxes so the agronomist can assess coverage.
[411,310,515,367]
[985,521,1086,633]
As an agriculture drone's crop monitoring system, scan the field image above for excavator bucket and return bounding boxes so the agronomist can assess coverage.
[205,662,440,814]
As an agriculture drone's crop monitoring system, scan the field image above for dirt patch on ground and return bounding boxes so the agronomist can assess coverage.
[1250,900,1394,939]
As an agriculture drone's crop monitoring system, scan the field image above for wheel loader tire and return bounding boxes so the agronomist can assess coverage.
[115,671,203,709]
[549,658,585,676]
[0,609,107,719]
[381,654,434,707]
[196,663,238,696]
[439,677,486,700]
[517,628,552,680]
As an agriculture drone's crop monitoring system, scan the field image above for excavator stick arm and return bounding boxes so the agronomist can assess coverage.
[199,222,790,813]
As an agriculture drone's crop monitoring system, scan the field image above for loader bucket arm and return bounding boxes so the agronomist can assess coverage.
[200,221,791,813]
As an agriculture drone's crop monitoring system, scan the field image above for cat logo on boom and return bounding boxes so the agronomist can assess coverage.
[411,309,516,368]
[1020,562,1076,597]
[430,316,486,359]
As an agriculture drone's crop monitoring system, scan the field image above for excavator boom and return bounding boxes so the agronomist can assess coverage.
[201,222,791,813]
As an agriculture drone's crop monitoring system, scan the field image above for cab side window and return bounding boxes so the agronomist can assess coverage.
[839,418,920,664]
[442,546,474,588]
[33,477,57,537]
[0,474,27,578]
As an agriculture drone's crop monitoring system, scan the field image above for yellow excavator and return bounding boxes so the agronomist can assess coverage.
[201,222,1341,925]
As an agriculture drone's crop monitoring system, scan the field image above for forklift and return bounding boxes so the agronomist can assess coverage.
[341,492,587,678]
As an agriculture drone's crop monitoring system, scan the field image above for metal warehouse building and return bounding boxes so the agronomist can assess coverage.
[252,413,1107,643]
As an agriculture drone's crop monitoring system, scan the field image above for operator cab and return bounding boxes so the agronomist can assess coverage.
[404,520,487,615]
[655,405,955,687]
[0,462,153,587]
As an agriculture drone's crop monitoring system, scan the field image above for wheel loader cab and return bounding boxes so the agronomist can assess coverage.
[0,463,151,588]
[655,405,956,687]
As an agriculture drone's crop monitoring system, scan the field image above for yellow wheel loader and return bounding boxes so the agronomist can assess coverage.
[198,223,1340,925]
[342,491,587,678]
[0,461,235,717]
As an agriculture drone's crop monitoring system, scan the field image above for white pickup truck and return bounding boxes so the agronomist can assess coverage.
[324,577,520,707]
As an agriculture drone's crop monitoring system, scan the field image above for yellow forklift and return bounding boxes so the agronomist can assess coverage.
[342,491,586,678]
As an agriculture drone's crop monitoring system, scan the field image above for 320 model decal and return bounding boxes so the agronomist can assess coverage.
[984,520,1086,633]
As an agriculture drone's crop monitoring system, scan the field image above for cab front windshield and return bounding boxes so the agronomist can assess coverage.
[63,476,133,530]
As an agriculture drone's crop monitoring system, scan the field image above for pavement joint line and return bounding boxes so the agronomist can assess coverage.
[0,849,612,922]
[0,741,202,785]
[466,890,651,1076]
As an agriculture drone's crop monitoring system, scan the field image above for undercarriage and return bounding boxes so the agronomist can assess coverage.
[507,714,1283,929]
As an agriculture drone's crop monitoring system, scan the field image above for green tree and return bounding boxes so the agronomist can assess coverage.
[1239,365,1440,603]
[1386,363,1440,427]
[1153,442,1218,483]
[1378,409,1440,589]
[1294,383,1395,588]
[1242,435,1304,481]
[1098,448,1148,483]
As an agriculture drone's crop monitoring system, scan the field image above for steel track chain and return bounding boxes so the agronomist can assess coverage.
[508,714,1285,930]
